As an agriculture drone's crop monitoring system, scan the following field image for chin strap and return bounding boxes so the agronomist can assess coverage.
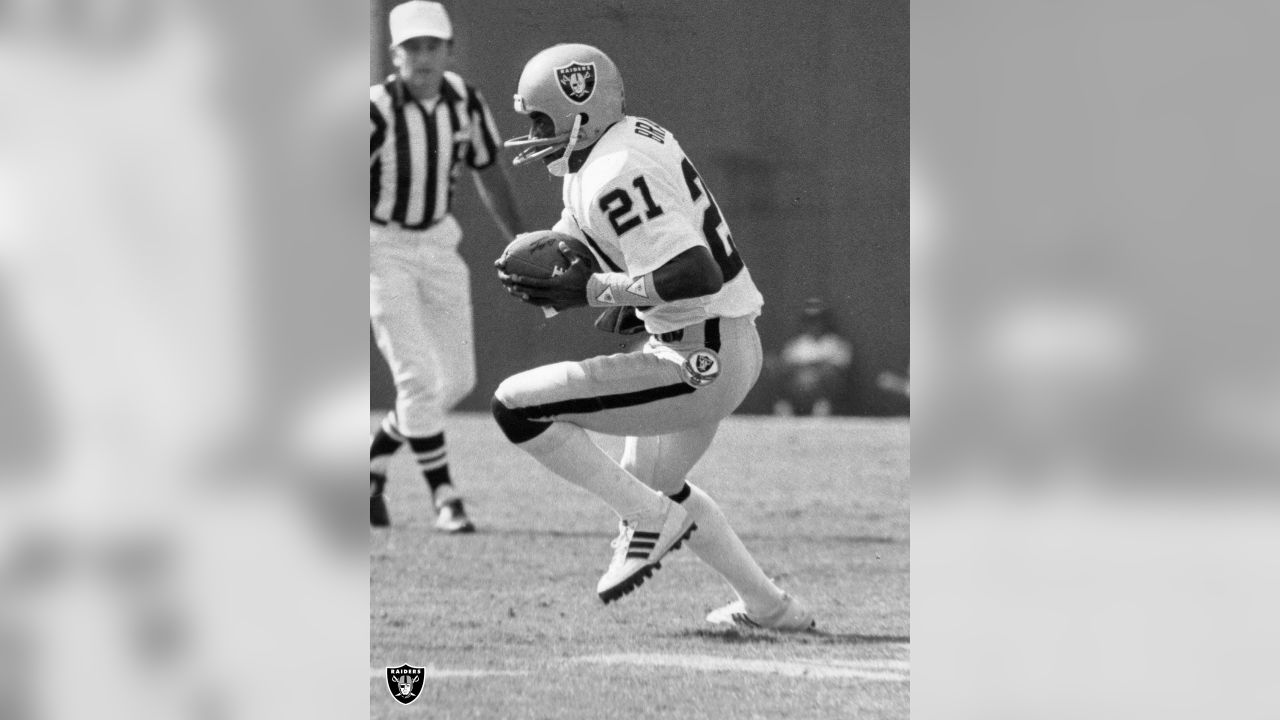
[545,113,584,177]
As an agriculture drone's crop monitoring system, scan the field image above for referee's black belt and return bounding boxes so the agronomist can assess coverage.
[369,214,446,231]
[655,318,722,352]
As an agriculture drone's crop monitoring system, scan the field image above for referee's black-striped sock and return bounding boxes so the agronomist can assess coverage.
[407,431,453,498]
[370,414,405,494]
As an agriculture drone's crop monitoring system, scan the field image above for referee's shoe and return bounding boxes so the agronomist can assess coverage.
[433,492,476,534]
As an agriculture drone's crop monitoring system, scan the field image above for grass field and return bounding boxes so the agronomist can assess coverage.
[370,413,909,719]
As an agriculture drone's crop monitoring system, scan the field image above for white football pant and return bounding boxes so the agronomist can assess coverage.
[494,316,762,485]
[370,215,476,437]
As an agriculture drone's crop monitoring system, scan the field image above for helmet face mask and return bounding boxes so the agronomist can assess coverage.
[505,44,625,174]
[506,112,570,167]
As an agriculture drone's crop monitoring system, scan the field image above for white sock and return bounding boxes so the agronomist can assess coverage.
[518,422,665,520]
[677,482,786,615]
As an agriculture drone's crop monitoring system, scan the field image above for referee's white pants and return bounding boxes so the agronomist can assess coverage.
[370,216,475,437]
[494,316,763,496]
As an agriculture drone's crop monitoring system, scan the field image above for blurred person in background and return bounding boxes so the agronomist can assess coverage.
[771,298,854,416]
[877,367,911,398]
[368,1,525,532]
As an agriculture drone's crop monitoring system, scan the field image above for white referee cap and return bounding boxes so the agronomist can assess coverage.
[389,1,453,46]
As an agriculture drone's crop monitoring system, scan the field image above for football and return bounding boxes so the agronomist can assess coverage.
[500,230,600,278]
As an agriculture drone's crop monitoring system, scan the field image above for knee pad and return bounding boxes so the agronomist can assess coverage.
[490,395,551,444]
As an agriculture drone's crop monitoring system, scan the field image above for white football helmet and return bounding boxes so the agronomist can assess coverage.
[505,44,625,176]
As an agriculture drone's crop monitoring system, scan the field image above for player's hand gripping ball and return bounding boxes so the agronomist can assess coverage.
[496,230,600,311]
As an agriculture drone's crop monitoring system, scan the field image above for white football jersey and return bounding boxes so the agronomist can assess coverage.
[551,116,763,334]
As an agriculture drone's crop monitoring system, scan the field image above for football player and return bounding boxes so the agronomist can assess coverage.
[493,44,814,631]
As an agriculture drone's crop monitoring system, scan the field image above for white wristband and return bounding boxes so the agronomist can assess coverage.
[586,272,662,307]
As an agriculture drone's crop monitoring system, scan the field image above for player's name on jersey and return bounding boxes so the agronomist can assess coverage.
[634,118,666,143]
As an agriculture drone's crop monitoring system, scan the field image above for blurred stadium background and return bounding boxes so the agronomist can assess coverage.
[368,0,910,417]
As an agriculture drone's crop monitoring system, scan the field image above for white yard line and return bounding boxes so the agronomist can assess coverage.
[574,653,910,682]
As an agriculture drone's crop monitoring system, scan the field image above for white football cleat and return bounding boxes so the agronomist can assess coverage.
[706,593,816,632]
[597,502,696,603]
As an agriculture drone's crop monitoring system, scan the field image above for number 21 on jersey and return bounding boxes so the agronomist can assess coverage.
[596,159,744,282]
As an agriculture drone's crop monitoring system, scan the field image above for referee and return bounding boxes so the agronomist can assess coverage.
[369,1,524,531]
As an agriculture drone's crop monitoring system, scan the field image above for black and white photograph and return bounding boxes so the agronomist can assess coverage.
[367,1,910,717]
[5,1,1280,718]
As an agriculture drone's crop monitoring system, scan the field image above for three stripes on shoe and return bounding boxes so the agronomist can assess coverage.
[625,530,661,559]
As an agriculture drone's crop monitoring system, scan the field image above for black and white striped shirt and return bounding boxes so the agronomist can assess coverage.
[369,71,502,229]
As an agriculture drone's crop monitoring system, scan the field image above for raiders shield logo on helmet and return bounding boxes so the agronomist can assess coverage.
[385,664,425,705]
[555,62,596,103]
